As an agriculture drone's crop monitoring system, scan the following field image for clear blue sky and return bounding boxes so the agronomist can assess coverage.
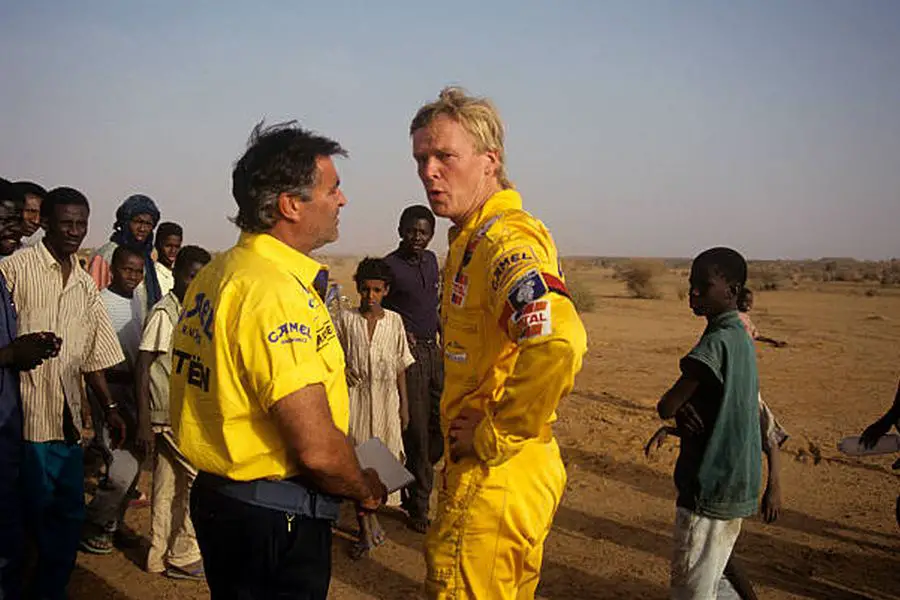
[2,0,898,259]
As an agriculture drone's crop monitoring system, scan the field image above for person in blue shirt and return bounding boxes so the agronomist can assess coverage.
[0,178,60,600]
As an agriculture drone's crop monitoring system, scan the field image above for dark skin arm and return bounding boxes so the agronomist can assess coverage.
[756,335,787,348]
[644,425,679,458]
[134,350,159,459]
[645,423,783,524]
[860,378,900,449]
[84,370,128,448]
[657,375,701,420]
[272,383,386,511]
[397,370,410,431]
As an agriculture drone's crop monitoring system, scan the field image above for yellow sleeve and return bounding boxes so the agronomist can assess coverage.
[235,286,326,412]
[473,215,588,466]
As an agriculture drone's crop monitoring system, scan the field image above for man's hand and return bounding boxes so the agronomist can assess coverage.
[135,417,154,461]
[676,403,705,437]
[761,482,782,523]
[400,405,410,432]
[449,407,484,462]
[644,426,673,458]
[860,414,895,450]
[106,407,128,450]
[0,332,60,371]
[358,468,387,512]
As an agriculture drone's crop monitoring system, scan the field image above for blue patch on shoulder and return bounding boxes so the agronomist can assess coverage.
[507,270,548,313]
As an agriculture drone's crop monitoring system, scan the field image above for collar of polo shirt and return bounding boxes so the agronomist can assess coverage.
[237,232,328,293]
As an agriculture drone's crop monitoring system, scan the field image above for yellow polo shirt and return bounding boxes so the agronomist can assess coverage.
[170,233,349,481]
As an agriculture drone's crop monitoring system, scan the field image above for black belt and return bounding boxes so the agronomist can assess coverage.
[410,334,438,346]
[196,472,341,521]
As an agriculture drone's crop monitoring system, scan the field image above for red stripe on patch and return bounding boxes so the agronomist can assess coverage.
[543,272,570,299]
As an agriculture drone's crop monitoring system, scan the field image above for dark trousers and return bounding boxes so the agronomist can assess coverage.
[190,478,332,600]
[0,437,22,600]
[402,339,444,519]
[20,442,84,600]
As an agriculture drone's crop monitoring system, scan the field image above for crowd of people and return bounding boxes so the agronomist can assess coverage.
[0,86,897,600]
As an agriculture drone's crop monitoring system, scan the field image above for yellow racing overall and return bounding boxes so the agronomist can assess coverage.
[425,189,588,599]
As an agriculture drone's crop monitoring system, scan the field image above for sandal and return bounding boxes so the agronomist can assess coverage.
[165,561,205,581]
[80,532,114,555]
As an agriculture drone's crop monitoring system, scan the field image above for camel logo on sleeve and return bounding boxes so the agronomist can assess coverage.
[491,246,538,291]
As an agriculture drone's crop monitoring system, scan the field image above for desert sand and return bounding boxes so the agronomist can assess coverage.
[69,259,900,599]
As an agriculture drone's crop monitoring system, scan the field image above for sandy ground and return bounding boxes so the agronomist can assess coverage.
[69,266,900,599]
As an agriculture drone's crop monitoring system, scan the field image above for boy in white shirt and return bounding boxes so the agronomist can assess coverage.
[82,245,147,554]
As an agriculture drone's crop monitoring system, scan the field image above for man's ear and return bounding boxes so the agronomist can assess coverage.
[277,192,304,223]
[482,149,500,178]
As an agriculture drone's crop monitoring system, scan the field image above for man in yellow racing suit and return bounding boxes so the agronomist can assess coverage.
[410,87,588,599]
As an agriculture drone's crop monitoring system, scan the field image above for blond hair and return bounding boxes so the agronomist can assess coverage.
[410,87,513,190]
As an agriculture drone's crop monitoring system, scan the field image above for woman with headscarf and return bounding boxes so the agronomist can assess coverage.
[88,194,163,310]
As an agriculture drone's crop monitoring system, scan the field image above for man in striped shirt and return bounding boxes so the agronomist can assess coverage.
[0,187,126,600]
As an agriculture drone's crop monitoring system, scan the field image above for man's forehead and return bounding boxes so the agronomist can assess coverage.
[413,115,471,148]
[316,155,338,181]
[406,218,433,230]
[54,204,89,218]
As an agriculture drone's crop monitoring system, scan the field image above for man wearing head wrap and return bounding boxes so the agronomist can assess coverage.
[87,194,163,310]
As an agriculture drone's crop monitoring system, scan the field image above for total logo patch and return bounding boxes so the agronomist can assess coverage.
[514,299,552,341]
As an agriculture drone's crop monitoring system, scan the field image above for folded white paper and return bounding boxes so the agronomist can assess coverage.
[355,438,415,493]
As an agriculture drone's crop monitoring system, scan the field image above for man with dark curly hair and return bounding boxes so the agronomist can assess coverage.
[170,121,386,600]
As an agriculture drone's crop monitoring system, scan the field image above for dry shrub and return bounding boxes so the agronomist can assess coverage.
[882,259,900,285]
[677,286,689,301]
[748,266,784,291]
[865,288,879,297]
[618,260,665,299]
[567,276,596,313]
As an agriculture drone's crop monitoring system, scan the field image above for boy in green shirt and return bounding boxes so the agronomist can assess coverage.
[657,247,761,599]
